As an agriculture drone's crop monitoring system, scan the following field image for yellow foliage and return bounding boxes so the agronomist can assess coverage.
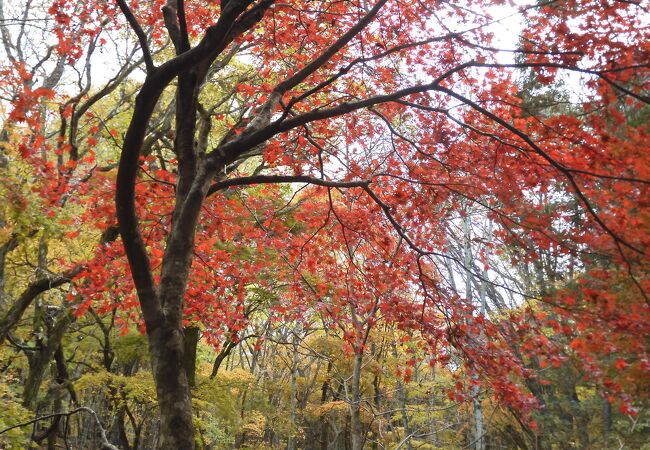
[0,383,32,450]
[306,400,348,419]
[240,410,267,440]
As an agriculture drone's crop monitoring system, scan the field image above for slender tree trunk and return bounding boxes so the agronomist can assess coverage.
[602,398,611,444]
[319,360,332,450]
[473,396,485,450]
[428,363,438,446]
[46,391,62,450]
[371,372,381,450]
[0,231,18,311]
[391,341,412,450]
[349,348,364,450]
[210,340,236,378]
[115,408,132,450]
[462,214,486,450]
[46,347,68,450]
[344,415,351,450]
[288,332,299,450]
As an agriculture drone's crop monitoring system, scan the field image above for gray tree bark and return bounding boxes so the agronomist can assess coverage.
[349,345,364,450]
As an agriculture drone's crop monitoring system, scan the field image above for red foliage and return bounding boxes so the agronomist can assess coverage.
[5,0,648,418]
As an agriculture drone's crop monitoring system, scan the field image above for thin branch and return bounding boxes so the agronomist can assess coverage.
[274,0,389,94]
[0,407,119,450]
[435,85,644,255]
[115,0,154,72]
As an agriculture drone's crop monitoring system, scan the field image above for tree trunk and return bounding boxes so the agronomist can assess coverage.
[115,408,132,450]
[210,339,236,378]
[349,349,364,450]
[370,374,380,450]
[473,395,485,450]
[183,326,200,388]
[428,363,438,447]
[391,340,412,450]
[0,232,18,311]
[148,323,195,449]
[602,398,611,444]
[23,307,73,409]
[319,360,332,450]
[46,392,62,450]
[288,331,299,450]
[462,213,486,450]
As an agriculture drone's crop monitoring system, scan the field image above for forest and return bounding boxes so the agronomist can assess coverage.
[0,0,648,448]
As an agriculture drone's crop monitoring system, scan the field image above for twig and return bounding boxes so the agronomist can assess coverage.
[0,407,119,450]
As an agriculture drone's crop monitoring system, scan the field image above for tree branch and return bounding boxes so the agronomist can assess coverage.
[0,407,119,450]
[0,267,82,344]
[115,0,155,72]
[207,174,370,196]
[274,0,389,95]
[434,85,644,254]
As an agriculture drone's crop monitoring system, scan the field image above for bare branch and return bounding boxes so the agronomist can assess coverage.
[207,174,370,196]
[0,407,119,450]
[115,0,155,72]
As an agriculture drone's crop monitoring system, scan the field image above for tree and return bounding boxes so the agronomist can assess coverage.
[1,0,648,448]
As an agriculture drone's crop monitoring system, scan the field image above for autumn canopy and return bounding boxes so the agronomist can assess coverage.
[0,0,648,448]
